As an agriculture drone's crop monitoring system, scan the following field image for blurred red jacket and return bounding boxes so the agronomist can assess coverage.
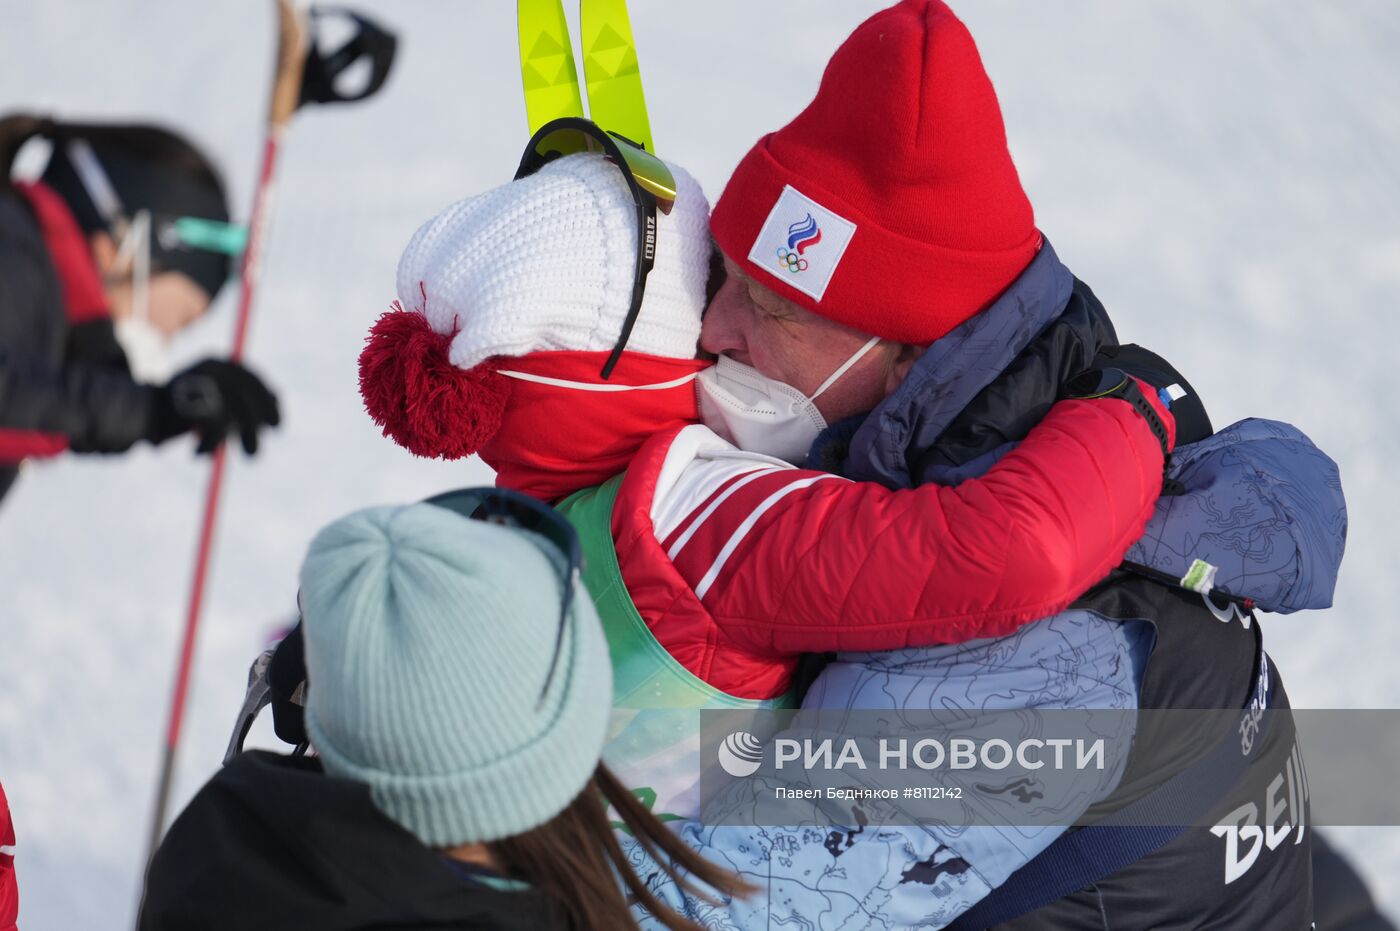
[0,782,16,931]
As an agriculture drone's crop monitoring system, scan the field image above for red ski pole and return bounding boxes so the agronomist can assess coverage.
[144,0,310,861]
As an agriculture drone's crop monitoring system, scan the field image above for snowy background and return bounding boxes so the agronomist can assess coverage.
[2,0,1398,926]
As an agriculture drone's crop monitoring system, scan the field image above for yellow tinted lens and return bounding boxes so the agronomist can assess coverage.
[613,143,676,213]
[527,123,677,214]
[531,127,600,160]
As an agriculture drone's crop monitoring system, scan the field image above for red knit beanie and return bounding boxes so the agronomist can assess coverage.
[710,0,1041,345]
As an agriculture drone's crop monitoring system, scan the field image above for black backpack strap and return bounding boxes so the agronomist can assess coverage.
[947,623,1276,930]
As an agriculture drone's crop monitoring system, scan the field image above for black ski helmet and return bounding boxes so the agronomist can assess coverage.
[5,115,234,302]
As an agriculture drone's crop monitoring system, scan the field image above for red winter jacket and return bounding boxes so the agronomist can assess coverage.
[1,782,17,931]
[483,353,1174,700]
[608,390,1173,698]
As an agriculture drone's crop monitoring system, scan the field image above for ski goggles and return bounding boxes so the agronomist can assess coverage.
[514,117,678,379]
[223,487,585,762]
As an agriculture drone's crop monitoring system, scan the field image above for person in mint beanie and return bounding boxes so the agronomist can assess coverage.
[140,496,751,931]
[300,502,610,850]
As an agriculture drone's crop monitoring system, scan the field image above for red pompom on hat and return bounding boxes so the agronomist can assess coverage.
[359,305,511,460]
[710,0,1041,345]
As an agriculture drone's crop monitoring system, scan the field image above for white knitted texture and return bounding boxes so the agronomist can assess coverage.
[396,153,713,371]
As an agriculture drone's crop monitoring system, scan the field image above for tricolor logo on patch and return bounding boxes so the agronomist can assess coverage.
[777,214,822,273]
[748,185,857,302]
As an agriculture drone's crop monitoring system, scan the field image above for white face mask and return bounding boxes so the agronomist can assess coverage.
[696,336,881,464]
[114,314,174,384]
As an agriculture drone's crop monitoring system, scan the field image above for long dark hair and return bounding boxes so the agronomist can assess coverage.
[488,764,756,931]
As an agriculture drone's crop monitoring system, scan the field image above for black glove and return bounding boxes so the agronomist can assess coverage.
[151,358,281,454]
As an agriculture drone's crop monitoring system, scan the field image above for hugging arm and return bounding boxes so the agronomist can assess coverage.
[682,384,1175,654]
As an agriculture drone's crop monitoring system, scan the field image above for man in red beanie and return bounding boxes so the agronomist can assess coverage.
[708,0,1039,360]
[688,1,1338,928]
[704,0,1044,428]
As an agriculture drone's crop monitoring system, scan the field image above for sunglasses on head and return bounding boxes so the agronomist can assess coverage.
[514,117,678,379]
[224,487,585,763]
[64,138,246,262]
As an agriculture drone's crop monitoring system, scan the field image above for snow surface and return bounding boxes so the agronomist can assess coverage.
[2,1,1398,926]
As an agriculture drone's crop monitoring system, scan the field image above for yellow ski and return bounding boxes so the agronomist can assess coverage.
[579,0,654,152]
[518,0,585,135]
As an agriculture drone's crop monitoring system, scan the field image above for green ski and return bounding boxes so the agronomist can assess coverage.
[579,0,654,152]
[518,0,585,135]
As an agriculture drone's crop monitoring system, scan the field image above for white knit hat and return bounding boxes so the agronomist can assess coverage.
[395,153,712,370]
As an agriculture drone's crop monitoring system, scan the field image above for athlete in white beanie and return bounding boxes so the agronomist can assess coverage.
[398,152,710,372]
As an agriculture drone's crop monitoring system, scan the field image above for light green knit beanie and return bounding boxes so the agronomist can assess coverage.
[298,502,611,847]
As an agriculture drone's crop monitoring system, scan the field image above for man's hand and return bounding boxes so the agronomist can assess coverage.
[151,359,281,455]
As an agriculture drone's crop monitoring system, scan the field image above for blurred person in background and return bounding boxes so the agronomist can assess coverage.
[0,115,279,507]
[140,492,753,931]
[0,783,14,931]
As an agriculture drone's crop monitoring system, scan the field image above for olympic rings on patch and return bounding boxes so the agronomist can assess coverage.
[776,248,809,273]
